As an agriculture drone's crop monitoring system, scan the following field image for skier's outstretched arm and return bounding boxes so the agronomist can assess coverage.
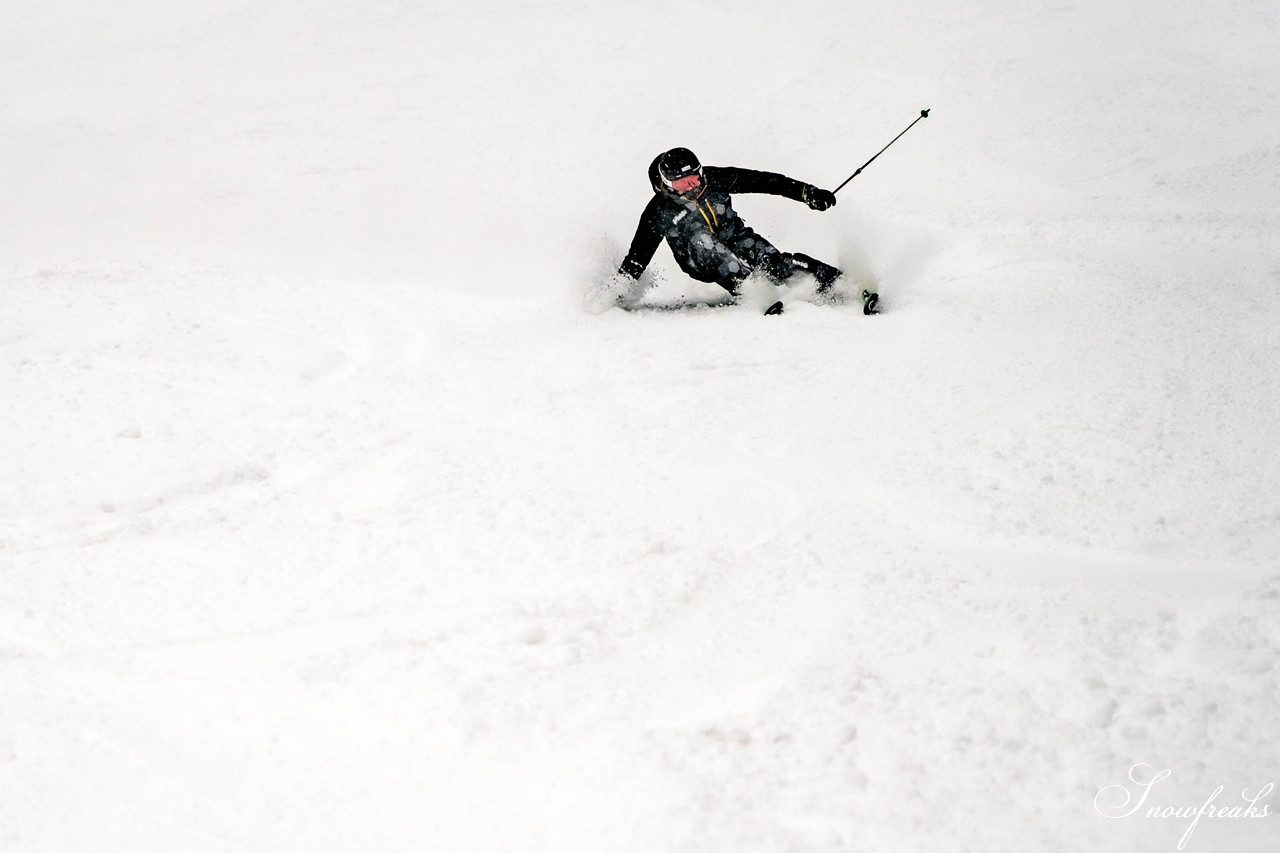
[707,166,837,211]
[583,198,666,314]
[618,196,666,279]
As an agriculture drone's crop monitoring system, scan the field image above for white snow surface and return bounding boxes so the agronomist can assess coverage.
[3,0,1279,850]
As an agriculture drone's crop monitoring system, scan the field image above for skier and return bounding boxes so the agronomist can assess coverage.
[596,147,858,315]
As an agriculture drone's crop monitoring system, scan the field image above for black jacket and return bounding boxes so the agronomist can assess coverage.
[618,160,812,284]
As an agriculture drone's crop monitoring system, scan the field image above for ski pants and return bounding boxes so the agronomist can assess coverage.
[693,228,841,293]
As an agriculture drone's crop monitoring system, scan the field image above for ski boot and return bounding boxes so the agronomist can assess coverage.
[860,289,880,315]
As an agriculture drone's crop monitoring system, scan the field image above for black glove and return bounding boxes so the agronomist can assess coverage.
[804,186,836,211]
[618,257,645,280]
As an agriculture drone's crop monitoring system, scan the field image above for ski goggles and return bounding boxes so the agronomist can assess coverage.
[667,171,703,194]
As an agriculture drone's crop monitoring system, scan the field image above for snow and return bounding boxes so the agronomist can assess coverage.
[2,0,1278,850]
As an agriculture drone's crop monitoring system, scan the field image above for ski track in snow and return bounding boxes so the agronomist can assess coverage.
[3,269,1277,852]
[3,0,1280,850]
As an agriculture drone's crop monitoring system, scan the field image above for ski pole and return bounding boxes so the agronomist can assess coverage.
[833,108,930,194]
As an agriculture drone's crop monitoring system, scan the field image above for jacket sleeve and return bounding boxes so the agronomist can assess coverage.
[618,196,666,279]
[706,166,809,203]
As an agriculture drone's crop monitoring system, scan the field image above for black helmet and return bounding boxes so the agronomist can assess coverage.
[651,147,705,196]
